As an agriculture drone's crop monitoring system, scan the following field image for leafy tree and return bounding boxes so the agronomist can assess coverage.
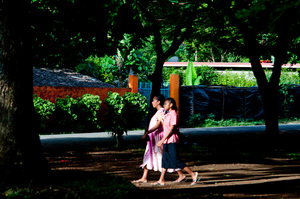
[30,0,135,68]
[205,0,300,135]
[135,1,202,95]
[0,0,143,181]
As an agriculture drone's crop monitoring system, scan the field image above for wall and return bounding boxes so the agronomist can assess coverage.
[33,86,131,103]
[33,86,131,129]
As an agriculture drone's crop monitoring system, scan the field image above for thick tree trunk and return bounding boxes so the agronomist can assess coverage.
[243,27,284,136]
[262,88,280,135]
[151,57,165,99]
[0,0,48,181]
[250,59,280,135]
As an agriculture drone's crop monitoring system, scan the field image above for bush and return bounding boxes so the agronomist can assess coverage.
[104,92,125,136]
[53,96,78,133]
[73,94,102,132]
[122,92,148,129]
[33,94,101,134]
[216,70,257,87]
[187,113,202,127]
[33,95,55,132]
[195,65,219,85]
[104,92,148,147]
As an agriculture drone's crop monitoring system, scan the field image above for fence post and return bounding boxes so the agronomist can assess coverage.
[169,74,180,114]
[129,75,138,93]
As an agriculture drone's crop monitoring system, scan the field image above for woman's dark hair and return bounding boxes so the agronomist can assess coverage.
[165,97,177,111]
[154,94,165,106]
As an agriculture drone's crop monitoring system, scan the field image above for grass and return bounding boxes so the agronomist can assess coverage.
[187,116,300,128]
[1,171,138,199]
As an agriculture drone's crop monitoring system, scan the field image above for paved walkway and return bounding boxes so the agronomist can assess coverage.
[40,124,300,147]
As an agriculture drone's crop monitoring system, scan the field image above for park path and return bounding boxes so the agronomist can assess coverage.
[40,124,300,198]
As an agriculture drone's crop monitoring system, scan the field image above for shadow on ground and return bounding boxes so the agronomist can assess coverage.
[44,132,300,198]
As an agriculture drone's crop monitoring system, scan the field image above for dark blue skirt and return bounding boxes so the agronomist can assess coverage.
[162,143,186,169]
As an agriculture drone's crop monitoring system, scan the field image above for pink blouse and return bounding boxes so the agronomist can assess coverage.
[163,110,179,144]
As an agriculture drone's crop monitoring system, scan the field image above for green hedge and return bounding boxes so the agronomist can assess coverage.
[33,94,102,134]
[104,92,148,147]
[33,92,148,135]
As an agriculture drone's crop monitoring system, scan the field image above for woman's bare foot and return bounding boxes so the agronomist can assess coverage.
[192,172,198,182]
[132,178,147,183]
[191,172,202,186]
[173,175,186,183]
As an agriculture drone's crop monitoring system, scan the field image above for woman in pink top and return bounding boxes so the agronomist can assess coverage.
[153,98,200,186]
[132,94,165,183]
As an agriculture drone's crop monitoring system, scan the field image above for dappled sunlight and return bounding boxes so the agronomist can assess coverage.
[45,147,300,193]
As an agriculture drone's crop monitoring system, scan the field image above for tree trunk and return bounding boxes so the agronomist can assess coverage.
[261,86,279,135]
[250,58,280,135]
[151,57,165,99]
[0,0,48,181]
[146,56,165,129]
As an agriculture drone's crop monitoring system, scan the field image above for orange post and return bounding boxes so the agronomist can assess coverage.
[128,74,138,93]
[169,74,179,114]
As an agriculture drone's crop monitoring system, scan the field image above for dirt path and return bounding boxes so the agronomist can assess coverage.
[45,145,300,198]
[42,130,300,198]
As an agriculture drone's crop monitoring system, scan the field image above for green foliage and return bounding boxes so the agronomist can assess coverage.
[122,92,148,129]
[186,115,300,128]
[162,66,185,85]
[195,65,219,85]
[76,49,151,86]
[187,113,202,127]
[73,94,102,131]
[185,61,201,86]
[104,92,148,147]
[216,70,257,87]
[76,55,119,86]
[33,94,101,134]
[117,34,151,80]
[278,69,300,85]
[104,92,125,136]
[33,94,55,131]
[215,69,300,87]
[193,117,265,128]
[54,96,78,132]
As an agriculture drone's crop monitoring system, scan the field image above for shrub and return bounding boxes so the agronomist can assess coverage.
[33,95,55,132]
[73,94,102,132]
[216,70,257,87]
[122,92,148,129]
[33,94,102,134]
[53,96,78,133]
[104,92,125,136]
[187,113,202,127]
[104,92,148,147]
[195,65,219,85]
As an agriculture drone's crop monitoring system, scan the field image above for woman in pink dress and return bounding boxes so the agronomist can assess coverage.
[133,94,165,183]
[152,98,200,186]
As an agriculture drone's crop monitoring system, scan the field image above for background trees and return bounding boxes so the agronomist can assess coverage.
[1,0,300,181]
[206,0,300,135]
[30,0,300,136]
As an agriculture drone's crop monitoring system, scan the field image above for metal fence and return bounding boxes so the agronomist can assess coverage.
[138,82,169,102]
